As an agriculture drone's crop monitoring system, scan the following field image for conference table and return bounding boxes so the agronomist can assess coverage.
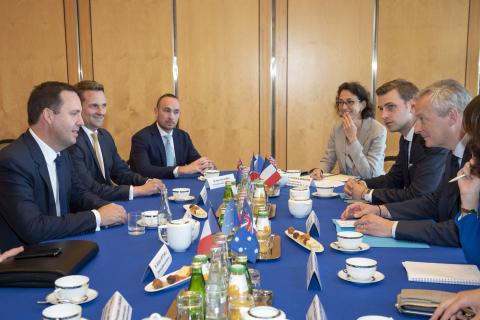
[0,174,475,319]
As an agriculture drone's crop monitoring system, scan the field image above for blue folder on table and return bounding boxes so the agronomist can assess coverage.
[332,219,430,248]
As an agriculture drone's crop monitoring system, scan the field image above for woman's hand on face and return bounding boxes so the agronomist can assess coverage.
[342,113,358,144]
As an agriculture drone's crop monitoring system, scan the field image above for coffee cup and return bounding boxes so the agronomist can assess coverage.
[158,219,194,252]
[345,257,377,281]
[54,275,89,302]
[42,304,82,320]
[173,188,190,201]
[315,181,335,196]
[288,198,312,218]
[337,231,363,250]
[204,169,220,179]
[141,210,159,227]
[289,187,310,200]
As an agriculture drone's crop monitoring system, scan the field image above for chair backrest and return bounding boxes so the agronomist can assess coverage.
[384,155,397,172]
[0,139,15,150]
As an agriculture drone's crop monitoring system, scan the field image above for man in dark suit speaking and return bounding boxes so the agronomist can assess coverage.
[68,80,164,201]
[0,81,126,251]
[344,79,448,203]
[341,79,472,246]
[129,93,215,179]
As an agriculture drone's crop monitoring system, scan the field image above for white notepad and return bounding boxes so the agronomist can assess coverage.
[403,261,480,286]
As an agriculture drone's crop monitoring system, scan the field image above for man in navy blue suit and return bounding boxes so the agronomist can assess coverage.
[0,81,127,251]
[129,93,215,179]
[68,80,164,201]
[344,79,448,203]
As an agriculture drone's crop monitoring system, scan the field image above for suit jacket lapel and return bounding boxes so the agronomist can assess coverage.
[150,123,167,166]
[79,128,106,182]
[24,131,57,215]
[172,129,181,164]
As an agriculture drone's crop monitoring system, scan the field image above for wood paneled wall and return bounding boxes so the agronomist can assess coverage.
[1,0,479,171]
[0,0,68,139]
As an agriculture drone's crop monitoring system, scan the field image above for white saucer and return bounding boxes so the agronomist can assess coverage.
[46,288,98,305]
[337,269,384,284]
[137,219,159,228]
[168,195,195,202]
[312,192,338,199]
[330,241,370,253]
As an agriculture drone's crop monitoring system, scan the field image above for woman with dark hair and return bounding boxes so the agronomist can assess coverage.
[431,95,480,320]
[311,82,387,179]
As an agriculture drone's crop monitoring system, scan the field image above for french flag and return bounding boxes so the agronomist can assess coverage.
[197,207,221,255]
[260,158,281,187]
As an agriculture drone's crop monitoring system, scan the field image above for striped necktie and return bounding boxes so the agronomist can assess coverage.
[92,132,105,178]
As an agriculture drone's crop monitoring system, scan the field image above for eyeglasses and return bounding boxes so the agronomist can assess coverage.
[336,99,359,108]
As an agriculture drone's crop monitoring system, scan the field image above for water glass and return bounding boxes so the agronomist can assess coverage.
[176,291,204,320]
[228,295,255,320]
[127,212,145,235]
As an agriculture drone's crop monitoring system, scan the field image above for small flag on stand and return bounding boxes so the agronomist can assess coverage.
[221,200,240,235]
[249,154,264,181]
[229,201,259,263]
[260,157,281,187]
[197,207,221,255]
[235,159,243,184]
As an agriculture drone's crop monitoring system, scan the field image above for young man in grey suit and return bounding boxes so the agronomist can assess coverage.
[341,79,472,246]
[68,80,164,201]
[0,82,126,251]
[344,79,448,203]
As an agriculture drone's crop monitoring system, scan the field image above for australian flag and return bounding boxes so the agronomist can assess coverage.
[229,201,259,263]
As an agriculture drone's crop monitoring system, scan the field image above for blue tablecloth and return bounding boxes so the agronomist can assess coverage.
[0,176,474,319]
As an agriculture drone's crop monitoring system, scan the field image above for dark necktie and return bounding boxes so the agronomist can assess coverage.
[451,155,460,177]
[54,155,69,215]
[402,138,411,164]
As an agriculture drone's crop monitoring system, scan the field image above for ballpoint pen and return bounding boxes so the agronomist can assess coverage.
[449,174,466,183]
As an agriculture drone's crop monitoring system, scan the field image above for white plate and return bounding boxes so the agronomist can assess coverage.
[144,267,191,293]
[284,229,324,252]
[337,269,384,284]
[330,241,370,253]
[46,288,98,305]
[312,192,338,199]
[183,204,207,219]
[168,195,195,202]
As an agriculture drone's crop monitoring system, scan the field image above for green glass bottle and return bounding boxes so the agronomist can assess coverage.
[188,261,206,310]
[218,181,234,227]
[234,254,253,294]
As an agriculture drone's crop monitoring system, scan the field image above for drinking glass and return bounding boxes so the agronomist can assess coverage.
[127,212,145,235]
[176,290,204,320]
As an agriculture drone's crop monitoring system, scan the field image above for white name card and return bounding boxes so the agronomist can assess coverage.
[306,294,328,320]
[149,244,172,279]
[101,291,132,320]
[198,183,208,204]
[307,251,322,290]
[206,174,236,190]
[306,210,320,235]
[287,176,312,188]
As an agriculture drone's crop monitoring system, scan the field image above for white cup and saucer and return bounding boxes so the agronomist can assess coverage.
[312,181,337,198]
[138,210,159,228]
[330,231,370,252]
[338,257,384,284]
[168,188,195,202]
[158,219,198,252]
[46,275,98,304]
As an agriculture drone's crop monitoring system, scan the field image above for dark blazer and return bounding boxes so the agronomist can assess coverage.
[386,148,471,247]
[129,123,201,179]
[0,130,109,251]
[365,133,448,204]
[68,128,148,200]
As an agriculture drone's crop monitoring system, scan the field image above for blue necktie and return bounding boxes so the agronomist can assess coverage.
[54,155,69,215]
[164,135,176,166]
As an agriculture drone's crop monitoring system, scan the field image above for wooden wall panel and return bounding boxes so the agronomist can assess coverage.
[287,0,374,170]
[90,0,173,159]
[466,0,480,95]
[177,0,260,170]
[0,0,68,139]
[377,0,470,156]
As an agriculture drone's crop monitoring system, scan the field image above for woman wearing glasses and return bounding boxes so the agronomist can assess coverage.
[311,82,387,180]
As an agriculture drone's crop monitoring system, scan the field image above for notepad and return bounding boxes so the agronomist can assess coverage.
[403,261,480,286]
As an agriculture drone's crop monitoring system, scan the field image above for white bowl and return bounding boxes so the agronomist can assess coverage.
[172,188,190,201]
[204,169,220,179]
[337,231,363,250]
[43,304,82,320]
[288,199,312,218]
[315,181,335,196]
[289,187,310,200]
[346,257,377,281]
